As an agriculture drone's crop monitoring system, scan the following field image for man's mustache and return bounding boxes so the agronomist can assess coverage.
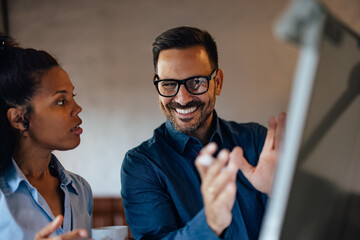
[166,101,204,109]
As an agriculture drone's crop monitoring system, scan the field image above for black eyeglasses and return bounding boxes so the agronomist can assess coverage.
[153,69,218,97]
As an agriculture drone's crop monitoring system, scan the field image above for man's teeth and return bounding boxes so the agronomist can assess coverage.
[72,126,79,130]
[175,107,197,114]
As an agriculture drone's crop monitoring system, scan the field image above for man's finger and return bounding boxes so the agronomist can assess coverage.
[215,182,237,211]
[263,116,277,151]
[195,143,217,179]
[35,215,63,238]
[200,142,218,157]
[232,147,255,181]
[203,149,230,186]
[196,142,218,177]
[204,159,238,201]
[274,112,286,149]
[228,146,243,171]
[196,154,212,179]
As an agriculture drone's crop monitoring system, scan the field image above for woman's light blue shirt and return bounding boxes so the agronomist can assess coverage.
[0,154,93,240]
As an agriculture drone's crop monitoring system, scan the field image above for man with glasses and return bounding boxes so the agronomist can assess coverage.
[121,26,286,240]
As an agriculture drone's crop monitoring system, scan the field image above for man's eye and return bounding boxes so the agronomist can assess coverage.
[192,78,206,85]
[162,82,177,88]
[188,78,206,89]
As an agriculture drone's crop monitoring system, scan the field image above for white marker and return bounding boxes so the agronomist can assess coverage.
[197,154,214,166]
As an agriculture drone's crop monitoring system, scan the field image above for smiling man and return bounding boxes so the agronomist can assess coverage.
[121,26,286,240]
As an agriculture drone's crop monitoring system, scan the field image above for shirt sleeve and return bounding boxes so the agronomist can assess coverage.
[121,151,222,240]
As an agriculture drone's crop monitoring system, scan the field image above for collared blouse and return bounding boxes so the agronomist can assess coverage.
[0,154,93,240]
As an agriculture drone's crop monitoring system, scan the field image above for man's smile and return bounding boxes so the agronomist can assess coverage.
[175,106,198,115]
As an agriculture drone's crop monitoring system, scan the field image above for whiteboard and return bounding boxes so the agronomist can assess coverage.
[259,0,360,239]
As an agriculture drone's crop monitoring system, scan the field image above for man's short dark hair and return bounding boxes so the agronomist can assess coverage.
[152,26,218,72]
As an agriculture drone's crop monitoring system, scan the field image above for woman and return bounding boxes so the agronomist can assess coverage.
[0,35,92,239]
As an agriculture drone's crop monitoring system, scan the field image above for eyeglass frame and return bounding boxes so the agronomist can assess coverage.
[153,69,218,97]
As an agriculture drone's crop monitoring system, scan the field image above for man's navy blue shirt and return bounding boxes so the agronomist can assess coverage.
[121,111,268,240]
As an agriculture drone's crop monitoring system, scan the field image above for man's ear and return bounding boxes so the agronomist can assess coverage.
[215,68,224,96]
[7,107,27,131]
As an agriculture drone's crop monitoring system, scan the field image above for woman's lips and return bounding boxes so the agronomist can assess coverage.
[71,124,83,135]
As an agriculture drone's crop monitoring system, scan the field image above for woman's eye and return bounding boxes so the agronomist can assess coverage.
[72,93,77,97]
[57,99,66,106]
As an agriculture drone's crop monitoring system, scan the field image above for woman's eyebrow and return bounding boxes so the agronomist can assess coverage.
[52,90,68,96]
[52,86,74,96]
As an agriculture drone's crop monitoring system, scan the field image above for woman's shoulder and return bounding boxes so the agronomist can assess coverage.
[64,170,92,194]
[50,154,92,194]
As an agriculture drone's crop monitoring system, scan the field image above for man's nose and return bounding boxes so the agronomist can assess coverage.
[174,85,193,105]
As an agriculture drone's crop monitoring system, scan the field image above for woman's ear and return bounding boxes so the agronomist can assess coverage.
[7,107,27,131]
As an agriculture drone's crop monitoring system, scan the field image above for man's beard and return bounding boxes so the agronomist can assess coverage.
[160,100,213,134]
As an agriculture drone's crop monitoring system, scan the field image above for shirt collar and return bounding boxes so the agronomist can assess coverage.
[212,111,224,144]
[165,110,224,153]
[49,154,79,195]
[0,154,78,196]
[0,158,29,196]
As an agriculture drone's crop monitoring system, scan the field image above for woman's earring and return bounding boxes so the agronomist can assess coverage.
[21,122,29,138]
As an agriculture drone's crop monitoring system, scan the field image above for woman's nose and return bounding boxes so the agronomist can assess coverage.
[72,100,82,116]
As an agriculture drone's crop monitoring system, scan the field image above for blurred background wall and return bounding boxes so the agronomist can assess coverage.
[1,0,359,196]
